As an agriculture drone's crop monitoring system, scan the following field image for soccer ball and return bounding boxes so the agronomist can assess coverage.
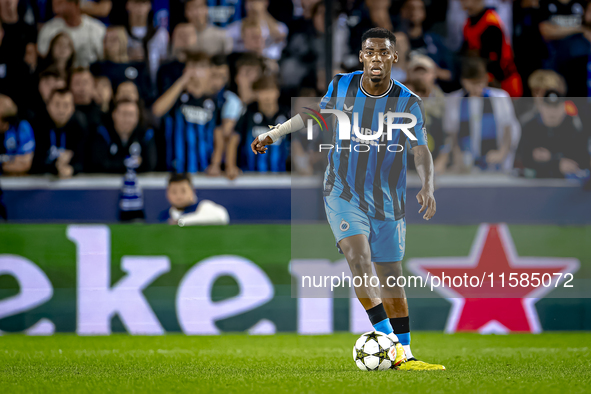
[352,331,397,371]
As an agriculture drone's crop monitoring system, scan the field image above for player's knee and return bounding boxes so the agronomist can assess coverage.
[347,254,373,276]
[375,260,403,277]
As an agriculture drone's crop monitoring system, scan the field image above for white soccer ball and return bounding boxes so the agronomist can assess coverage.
[352,331,397,371]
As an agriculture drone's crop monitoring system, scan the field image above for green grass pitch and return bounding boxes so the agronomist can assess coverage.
[1,333,590,393]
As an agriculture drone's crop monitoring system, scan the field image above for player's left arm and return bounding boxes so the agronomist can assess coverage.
[410,99,435,220]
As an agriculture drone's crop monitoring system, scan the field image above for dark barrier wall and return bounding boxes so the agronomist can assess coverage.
[2,174,590,224]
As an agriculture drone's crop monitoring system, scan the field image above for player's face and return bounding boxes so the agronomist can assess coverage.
[70,72,95,105]
[112,103,139,135]
[359,38,397,83]
[167,181,197,209]
[47,93,75,127]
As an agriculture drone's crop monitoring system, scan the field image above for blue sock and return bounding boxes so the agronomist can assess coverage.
[365,303,393,334]
[373,318,394,335]
[397,332,411,346]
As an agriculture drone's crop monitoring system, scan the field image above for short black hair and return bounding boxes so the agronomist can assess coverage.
[48,88,72,102]
[361,28,397,48]
[168,172,192,186]
[211,54,228,67]
[461,57,487,80]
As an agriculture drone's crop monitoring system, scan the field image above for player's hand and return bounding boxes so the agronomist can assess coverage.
[416,187,436,220]
[251,135,273,155]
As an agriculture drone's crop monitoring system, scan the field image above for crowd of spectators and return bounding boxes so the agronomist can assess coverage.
[0,0,589,182]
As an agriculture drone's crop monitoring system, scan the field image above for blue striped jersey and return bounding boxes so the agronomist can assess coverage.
[320,71,427,221]
[207,0,243,27]
[237,102,290,172]
[1,120,35,173]
[164,93,219,173]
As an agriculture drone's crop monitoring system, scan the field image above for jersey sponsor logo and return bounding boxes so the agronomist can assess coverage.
[181,105,213,124]
[339,219,350,232]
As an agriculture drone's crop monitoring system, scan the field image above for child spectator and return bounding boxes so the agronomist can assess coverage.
[516,90,590,178]
[70,68,103,131]
[460,0,523,97]
[125,0,169,85]
[405,55,447,168]
[206,55,243,179]
[437,57,521,173]
[37,32,76,81]
[528,69,567,98]
[90,26,153,104]
[227,0,288,60]
[37,0,106,67]
[232,52,264,106]
[0,94,34,175]
[32,88,87,177]
[90,99,157,173]
[152,52,219,173]
[236,76,290,172]
[159,172,229,226]
[185,0,233,56]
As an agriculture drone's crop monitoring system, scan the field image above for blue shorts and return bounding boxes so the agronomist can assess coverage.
[324,195,406,263]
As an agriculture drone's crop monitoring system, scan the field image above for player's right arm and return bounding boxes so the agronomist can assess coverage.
[250,76,338,155]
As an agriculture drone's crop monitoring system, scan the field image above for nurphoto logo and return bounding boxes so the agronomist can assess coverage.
[303,107,418,152]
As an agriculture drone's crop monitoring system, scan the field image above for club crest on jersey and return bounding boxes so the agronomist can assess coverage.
[340,219,350,232]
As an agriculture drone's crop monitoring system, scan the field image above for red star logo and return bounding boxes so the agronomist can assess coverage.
[407,224,579,333]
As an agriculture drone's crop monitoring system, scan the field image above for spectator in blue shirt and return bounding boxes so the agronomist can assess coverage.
[0,94,35,175]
